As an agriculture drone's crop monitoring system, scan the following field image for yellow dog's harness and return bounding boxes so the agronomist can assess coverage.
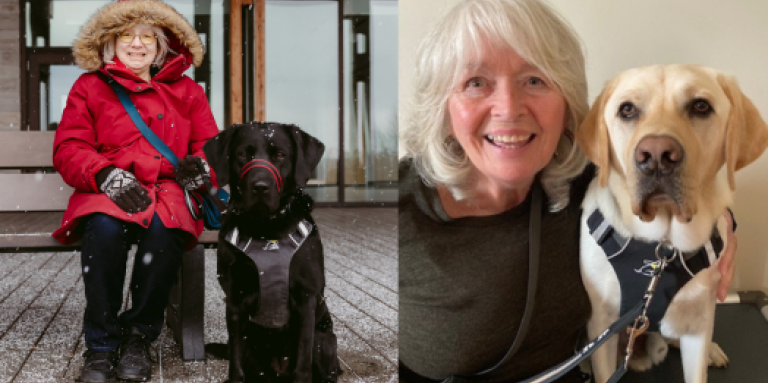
[586,209,724,331]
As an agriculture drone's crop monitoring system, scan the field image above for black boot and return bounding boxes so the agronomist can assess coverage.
[80,350,117,383]
[116,327,152,382]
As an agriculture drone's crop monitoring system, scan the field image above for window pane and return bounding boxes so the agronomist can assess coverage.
[342,0,398,203]
[368,0,397,202]
[265,1,339,203]
[208,0,226,131]
[46,65,87,130]
[37,1,112,47]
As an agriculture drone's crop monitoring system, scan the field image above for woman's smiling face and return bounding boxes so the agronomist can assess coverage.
[448,41,567,191]
[114,25,158,79]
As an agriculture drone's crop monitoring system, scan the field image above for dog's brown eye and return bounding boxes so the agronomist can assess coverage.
[690,99,713,117]
[275,153,285,160]
[618,102,639,119]
[238,152,247,159]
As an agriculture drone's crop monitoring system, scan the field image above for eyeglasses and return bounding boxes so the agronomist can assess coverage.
[117,31,157,45]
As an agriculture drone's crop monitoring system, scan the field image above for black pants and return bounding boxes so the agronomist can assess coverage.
[80,213,185,351]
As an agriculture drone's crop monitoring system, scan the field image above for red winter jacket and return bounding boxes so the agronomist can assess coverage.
[53,44,218,249]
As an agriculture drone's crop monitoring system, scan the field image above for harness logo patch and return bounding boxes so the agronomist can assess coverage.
[635,259,662,277]
[263,240,279,251]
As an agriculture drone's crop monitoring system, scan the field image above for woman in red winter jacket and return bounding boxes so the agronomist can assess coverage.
[52,1,218,381]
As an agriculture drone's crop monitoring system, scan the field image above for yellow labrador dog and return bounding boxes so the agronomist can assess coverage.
[577,65,768,383]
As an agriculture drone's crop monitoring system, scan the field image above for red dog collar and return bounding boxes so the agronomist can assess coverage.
[240,159,283,192]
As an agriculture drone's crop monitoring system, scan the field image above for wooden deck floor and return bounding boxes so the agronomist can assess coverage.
[0,208,397,383]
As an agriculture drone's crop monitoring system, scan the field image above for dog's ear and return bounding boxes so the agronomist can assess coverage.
[577,78,618,187]
[717,74,768,190]
[203,125,240,188]
[287,125,325,189]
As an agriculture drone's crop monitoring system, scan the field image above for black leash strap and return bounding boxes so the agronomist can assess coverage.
[434,186,659,383]
[440,182,543,382]
[519,242,679,383]
[98,73,229,212]
[517,301,644,383]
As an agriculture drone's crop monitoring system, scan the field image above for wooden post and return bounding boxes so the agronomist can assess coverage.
[255,0,265,121]
[229,0,243,124]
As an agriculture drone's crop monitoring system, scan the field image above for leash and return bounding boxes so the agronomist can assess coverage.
[428,186,688,382]
[607,242,678,383]
[438,182,543,383]
[437,183,656,383]
[101,74,228,212]
[517,242,677,383]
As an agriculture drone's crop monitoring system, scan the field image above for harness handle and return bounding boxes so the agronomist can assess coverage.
[620,242,678,371]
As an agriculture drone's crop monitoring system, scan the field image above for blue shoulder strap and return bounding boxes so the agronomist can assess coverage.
[106,79,179,167]
[105,76,229,228]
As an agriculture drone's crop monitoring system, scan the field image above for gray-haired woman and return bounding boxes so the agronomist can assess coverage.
[398,0,736,382]
[52,0,218,381]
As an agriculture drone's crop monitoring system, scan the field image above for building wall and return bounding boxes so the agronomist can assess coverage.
[0,0,19,132]
[399,0,768,295]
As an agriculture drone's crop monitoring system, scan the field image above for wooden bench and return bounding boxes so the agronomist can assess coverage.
[0,131,216,360]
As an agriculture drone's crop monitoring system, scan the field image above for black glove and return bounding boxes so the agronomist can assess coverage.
[174,155,211,190]
[96,166,151,213]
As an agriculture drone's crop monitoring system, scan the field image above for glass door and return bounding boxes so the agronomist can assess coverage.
[265,0,341,202]
[343,0,398,203]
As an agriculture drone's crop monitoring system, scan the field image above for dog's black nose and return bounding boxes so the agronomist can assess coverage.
[253,181,270,193]
[634,135,684,176]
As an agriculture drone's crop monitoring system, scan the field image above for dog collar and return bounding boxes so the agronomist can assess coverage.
[586,209,723,331]
[225,218,313,328]
[240,159,283,192]
[229,190,314,221]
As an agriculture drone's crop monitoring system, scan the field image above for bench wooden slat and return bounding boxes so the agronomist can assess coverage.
[198,230,218,244]
[0,236,81,251]
[0,211,218,250]
[0,211,63,234]
[0,131,56,169]
[0,174,73,211]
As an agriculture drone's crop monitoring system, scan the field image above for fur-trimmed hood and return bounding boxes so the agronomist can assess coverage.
[72,0,203,72]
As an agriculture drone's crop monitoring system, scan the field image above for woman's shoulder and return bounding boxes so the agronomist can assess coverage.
[399,158,456,223]
[399,157,414,177]
[174,75,202,88]
[72,72,103,87]
[568,163,597,208]
[64,72,106,98]
[397,158,423,200]
[172,75,206,96]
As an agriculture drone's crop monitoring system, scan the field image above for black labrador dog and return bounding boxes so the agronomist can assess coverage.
[203,122,341,383]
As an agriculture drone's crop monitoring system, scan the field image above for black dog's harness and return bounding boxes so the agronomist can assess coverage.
[225,219,314,328]
[586,209,723,331]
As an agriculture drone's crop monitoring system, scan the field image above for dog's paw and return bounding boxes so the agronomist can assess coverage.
[625,333,668,372]
[647,333,669,366]
[627,353,654,372]
[708,342,729,368]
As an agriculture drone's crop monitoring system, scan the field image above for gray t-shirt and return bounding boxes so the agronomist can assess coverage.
[399,159,593,383]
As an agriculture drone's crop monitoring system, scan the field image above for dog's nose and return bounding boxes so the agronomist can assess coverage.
[252,181,270,194]
[634,136,684,176]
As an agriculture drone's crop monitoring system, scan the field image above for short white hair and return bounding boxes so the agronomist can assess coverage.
[102,24,175,68]
[401,0,589,211]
